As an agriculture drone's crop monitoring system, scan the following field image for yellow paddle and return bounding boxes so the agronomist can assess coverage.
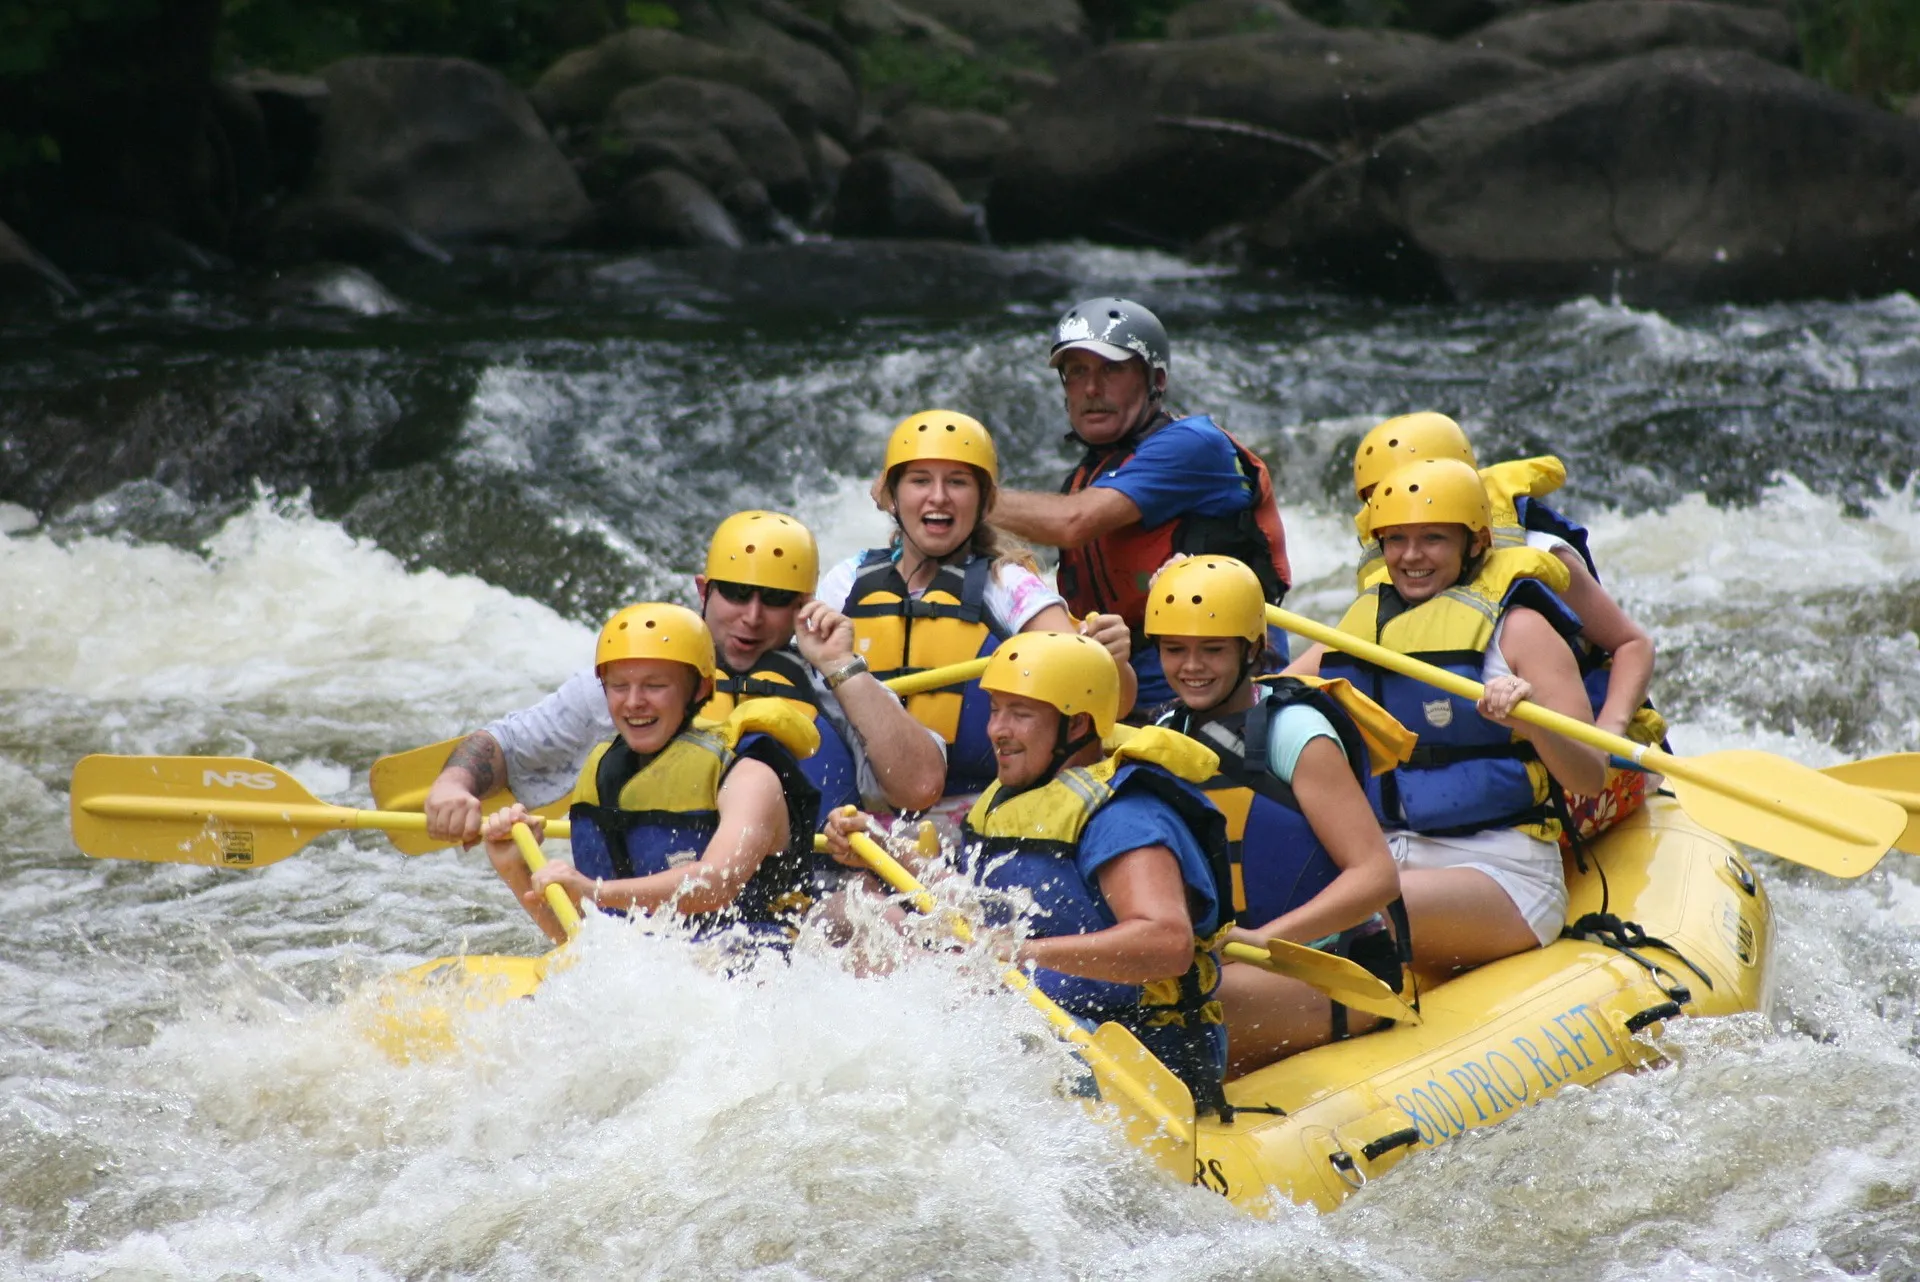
[1820,754,1920,856]
[1267,604,1907,878]
[69,754,571,868]
[366,821,573,1060]
[846,831,1198,1181]
[370,656,996,855]
[1221,939,1421,1024]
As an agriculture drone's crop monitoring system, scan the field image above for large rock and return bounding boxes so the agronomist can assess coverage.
[601,169,746,248]
[832,149,980,240]
[1166,0,1317,40]
[606,77,813,217]
[833,0,977,55]
[871,106,1013,199]
[310,57,590,244]
[1247,49,1920,304]
[1465,1,1796,68]
[532,27,855,143]
[672,0,863,138]
[988,30,1543,245]
[908,0,1089,61]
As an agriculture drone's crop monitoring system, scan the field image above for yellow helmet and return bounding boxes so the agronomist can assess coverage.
[979,632,1119,738]
[703,510,818,594]
[1144,556,1266,644]
[1365,459,1492,538]
[595,602,716,678]
[883,410,999,486]
[1352,412,1476,498]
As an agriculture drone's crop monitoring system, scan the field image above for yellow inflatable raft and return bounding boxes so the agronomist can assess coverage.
[1193,795,1772,1213]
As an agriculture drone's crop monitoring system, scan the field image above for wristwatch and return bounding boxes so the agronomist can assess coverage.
[823,656,870,690]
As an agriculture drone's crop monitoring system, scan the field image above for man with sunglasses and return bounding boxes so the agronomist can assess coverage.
[422,510,947,844]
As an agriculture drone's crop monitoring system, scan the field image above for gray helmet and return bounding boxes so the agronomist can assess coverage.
[1048,297,1170,380]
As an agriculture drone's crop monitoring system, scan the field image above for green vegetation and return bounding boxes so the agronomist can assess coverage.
[857,36,1045,114]
[1798,0,1920,106]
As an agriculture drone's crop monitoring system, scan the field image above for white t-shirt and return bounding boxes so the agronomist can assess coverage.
[817,552,1064,632]
[482,660,907,811]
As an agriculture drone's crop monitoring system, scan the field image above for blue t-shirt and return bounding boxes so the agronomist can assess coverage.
[1086,415,1268,705]
[1087,416,1253,528]
[1076,789,1222,937]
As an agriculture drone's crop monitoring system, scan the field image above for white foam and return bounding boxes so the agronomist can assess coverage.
[0,493,590,705]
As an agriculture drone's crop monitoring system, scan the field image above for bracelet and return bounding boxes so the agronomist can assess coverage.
[823,655,869,690]
[593,878,603,904]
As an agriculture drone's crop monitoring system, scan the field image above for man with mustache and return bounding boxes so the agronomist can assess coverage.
[990,297,1293,709]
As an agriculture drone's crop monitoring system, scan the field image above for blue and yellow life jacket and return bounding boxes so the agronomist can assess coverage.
[567,701,822,936]
[1158,676,1414,928]
[1355,455,1570,588]
[704,644,860,816]
[1323,547,1584,841]
[844,549,1011,796]
[960,726,1233,1110]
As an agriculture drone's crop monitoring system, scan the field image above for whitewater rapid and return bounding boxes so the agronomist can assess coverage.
[4,274,1919,1279]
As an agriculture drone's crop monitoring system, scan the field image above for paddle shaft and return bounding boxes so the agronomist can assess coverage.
[513,821,582,936]
[1267,604,1886,848]
[78,795,572,841]
[847,832,1196,1146]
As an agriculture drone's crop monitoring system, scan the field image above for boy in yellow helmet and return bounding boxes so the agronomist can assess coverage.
[482,602,822,945]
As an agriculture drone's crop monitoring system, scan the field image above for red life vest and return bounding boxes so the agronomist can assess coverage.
[1056,413,1292,629]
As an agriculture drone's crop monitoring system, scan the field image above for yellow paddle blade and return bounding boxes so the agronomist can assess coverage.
[69,754,572,867]
[72,755,364,867]
[1663,750,1906,878]
[361,951,556,1063]
[1224,940,1421,1025]
[1088,1021,1196,1181]
[1821,754,1920,856]
[1264,604,1907,878]
[369,736,571,856]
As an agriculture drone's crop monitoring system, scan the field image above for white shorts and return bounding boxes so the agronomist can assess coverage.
[1388,828,1568,946]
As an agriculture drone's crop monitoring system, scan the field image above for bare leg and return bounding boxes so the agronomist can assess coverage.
[1219,962,1384,1079]
[1398,866,1540,976]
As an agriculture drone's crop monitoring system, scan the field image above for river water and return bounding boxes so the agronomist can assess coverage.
[4,245,1919,1280]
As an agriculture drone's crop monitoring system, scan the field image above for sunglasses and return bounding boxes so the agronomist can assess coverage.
[709,580,802,609]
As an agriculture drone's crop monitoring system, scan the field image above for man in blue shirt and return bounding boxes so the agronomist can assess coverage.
[992,297,1293,708]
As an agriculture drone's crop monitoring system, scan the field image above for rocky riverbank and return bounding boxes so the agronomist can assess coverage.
[4,0,1919,307]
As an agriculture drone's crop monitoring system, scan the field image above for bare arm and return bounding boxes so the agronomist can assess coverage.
[794,599,946,810]
[1016,845,1195,984]
[1229,737,1397,949]
[425,731,506,843]
[1492,608,1608,795]
[478,805,566,944]
[533,757,790,917]
[1551,546,1655,736]
[992,485,1142,551]
[1281,641,1328,677]
[1066,606,1138,719]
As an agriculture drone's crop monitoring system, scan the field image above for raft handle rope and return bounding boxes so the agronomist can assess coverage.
[1562,911,1712,1005]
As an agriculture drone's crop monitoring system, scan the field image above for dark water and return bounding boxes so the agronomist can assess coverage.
[3,244,1919,1279]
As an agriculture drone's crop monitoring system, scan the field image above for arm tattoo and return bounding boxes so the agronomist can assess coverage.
[446,732,501,796]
